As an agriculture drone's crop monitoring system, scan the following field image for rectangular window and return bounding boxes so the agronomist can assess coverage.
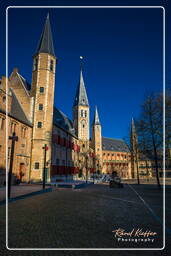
[39,104,43,111]
[56,159,59,166]
[33,58,38,71]
[21,127,27,138]
[10,122,16,133]
[81,110,83,117]
[34,162,39,169]
[40,87,44,93]
[37,122,42,128]
[0,117,4,130]
[8,147,11,159]
[50,60,54,72]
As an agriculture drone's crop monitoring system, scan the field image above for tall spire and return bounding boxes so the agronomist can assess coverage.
[93,106,100,125]
[35,13,55,56]
[131,117,136,134]
[73,66,89,107]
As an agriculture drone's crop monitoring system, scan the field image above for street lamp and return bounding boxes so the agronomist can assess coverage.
[8,132,18,199]
[42,144,48,189]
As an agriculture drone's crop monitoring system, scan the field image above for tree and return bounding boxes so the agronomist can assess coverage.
[136,94,162,188]
[165,89,171,168]
[80,149,91,183]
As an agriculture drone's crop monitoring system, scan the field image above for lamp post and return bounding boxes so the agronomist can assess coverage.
[8,132,18,199]
[42,144,48,189]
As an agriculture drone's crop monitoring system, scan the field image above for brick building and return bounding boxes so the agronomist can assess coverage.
[0,14,138,184]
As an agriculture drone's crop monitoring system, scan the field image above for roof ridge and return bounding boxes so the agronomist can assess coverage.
[102,136,124,141]
[16,72,30,96]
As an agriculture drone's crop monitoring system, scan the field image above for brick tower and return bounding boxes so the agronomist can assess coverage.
[30,14,56,182]
[73,67,90,151]
[92,106,102,171]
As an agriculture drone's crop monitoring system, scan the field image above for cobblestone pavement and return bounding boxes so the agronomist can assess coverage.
[0,184,46,201]
[0,183,171,256]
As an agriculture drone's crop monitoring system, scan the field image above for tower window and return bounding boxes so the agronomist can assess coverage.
[83,124,85,128]
[50,60,54,71]
[85,110,87,117]
[34,162,39,169]
[39,104,43,111]
[0,117,5,130]
[33,58,38,71]
[81,110,84,117]
[37,122,42,128]
[40,87,44,93]
[2,96,6,103]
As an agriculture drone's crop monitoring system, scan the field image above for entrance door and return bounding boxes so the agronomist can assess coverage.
[19,163,25,182]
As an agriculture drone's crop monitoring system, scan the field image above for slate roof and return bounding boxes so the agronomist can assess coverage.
[10,89,32,126]
[93,106,100,125]
[73,69,89,107]
[53,107,76,136]
[35,13,55,56]
[102,137,130,152]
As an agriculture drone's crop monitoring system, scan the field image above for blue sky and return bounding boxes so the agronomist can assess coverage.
[1,1,170,139]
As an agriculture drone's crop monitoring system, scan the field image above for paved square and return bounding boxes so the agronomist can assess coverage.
[0,183,171,255]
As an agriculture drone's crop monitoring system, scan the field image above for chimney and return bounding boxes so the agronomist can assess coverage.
[13,67,18,73]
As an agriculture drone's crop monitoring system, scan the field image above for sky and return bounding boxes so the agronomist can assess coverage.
[1,0,170,140]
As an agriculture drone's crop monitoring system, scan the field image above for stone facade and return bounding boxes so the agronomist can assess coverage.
[1,14,152,184]
[0,76,32,185]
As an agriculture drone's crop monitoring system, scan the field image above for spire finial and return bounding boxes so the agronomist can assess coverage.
[131,117,136,133]
[93,106,100,125]
[80,56,83,71]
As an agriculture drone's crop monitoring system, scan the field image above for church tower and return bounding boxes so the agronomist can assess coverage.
[92,106,102,171]
[30,14,56,182]
[130,118,139,180]
[73,66,89,150]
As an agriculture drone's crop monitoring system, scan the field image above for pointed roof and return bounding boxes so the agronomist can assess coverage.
[35,13,55,56]
[131,117,136,134]
[73,69,89,107]
[9,89,32,127]
[93,106,101,125]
